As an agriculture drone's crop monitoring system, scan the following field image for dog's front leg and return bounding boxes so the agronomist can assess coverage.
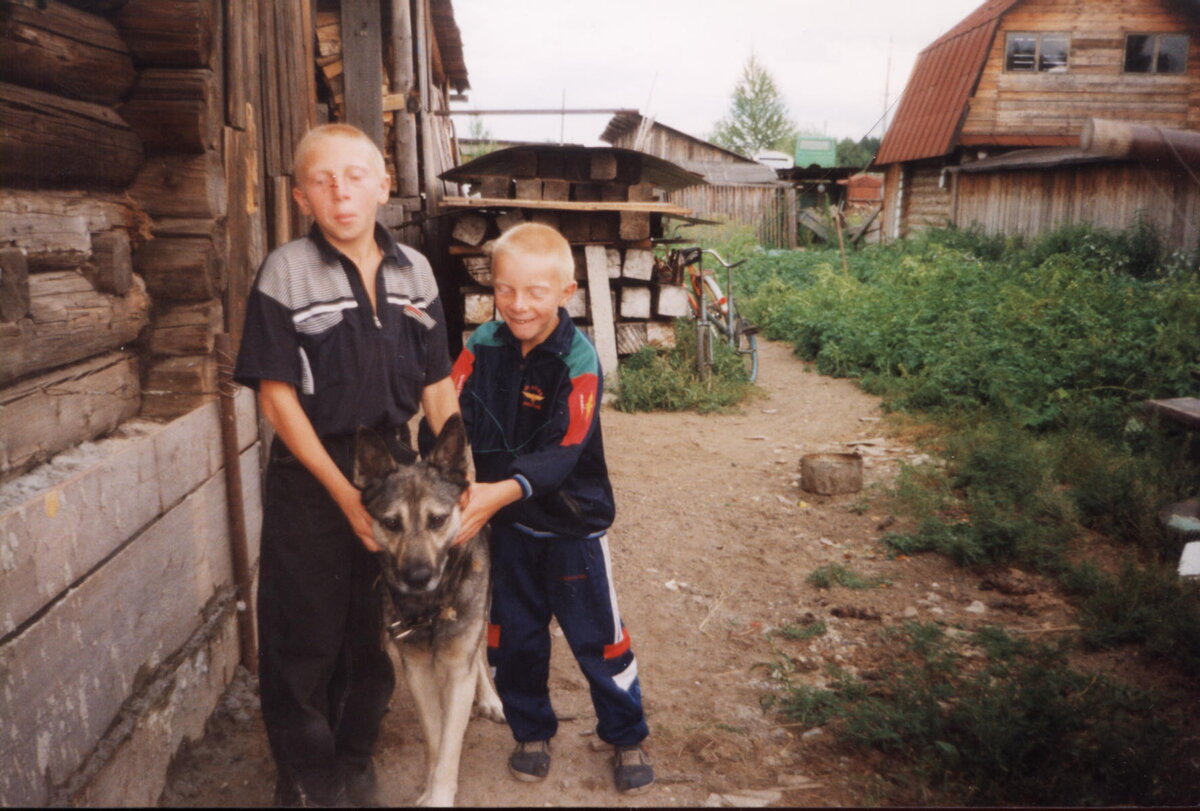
[420,655,477,807]
[472,641,505,723]
[400,647,444,804]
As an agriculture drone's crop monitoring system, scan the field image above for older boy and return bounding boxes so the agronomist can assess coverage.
[451,223,654,794]
[235,124,458,806]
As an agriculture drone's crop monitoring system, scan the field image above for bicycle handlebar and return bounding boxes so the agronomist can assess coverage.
[700,249,746,270]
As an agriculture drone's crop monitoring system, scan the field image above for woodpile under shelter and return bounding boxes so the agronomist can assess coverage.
[0,0,471,805]
[438,145,706,379]
[874,0,1200,252]
[601,112,798,249]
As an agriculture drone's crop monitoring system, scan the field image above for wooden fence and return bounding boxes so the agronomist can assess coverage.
[667,183,798,248]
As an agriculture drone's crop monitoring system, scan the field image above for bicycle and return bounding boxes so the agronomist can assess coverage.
[669,246,759,382]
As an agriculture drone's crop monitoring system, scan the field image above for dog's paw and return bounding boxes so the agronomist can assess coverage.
[473,699,506,724]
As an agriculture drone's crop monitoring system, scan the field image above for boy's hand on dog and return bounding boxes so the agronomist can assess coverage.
[455,480,523,546]
[334,484,383,553]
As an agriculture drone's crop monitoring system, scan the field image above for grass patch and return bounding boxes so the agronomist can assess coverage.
[770,620,828,641]
[764,623,1186,806]
[806,564,888,590]
[614,320,759,413]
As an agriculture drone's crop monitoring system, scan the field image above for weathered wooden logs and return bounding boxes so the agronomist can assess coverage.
[0,351,140,481]
[135,230,224,303]
[149,300,222,355]
[120,68,221,153]
[0,248,30,323]
[128,152,227,219]
[0,271,150,386]
[0,0,137,104]
[0,190,140,269]
[0,81,144,189]
[114,0,216,68]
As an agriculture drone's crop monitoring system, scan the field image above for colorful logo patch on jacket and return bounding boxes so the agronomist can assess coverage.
[521,385,546,410]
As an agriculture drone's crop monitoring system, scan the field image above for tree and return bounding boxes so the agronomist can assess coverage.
[710,55,797,157]
[835,136,882,169]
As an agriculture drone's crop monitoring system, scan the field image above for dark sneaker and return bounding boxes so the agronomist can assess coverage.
[613,744,654,794]
[508,740,551,782]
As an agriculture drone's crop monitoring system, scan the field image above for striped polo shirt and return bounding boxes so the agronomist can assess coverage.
[234,224,451,437]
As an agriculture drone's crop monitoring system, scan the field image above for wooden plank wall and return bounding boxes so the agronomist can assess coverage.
[903,164,954,234]
[954,162,1200,251]
[668,184,798,248]
[0,389,260,807]
[964,0,1200,139]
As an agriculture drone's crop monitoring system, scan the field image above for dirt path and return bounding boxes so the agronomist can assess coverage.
[161,339,1077,807]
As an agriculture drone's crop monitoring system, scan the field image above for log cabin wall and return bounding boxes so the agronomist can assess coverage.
[963,0,1200,142]
[0,1,468,804]
[0,0,307,805]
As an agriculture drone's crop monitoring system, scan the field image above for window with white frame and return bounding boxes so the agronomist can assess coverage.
[1005,32,1070,72]
[1124,33,1189,74]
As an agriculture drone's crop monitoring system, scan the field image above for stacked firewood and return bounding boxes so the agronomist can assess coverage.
[445,147,696,368]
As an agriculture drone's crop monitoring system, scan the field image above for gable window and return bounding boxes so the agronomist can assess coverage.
[1124,33,1189,74]
[1005,32,1070,72]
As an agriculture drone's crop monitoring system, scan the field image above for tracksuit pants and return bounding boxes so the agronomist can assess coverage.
[487,523,650,747]
[256,435,396,804]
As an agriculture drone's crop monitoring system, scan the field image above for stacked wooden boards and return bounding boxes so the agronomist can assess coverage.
[439,145,706,379]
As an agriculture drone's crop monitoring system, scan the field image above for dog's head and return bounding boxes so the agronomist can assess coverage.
[353,414,471,594]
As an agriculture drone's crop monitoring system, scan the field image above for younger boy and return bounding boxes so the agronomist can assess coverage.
[234,124,459,806]
[450,223,654,794]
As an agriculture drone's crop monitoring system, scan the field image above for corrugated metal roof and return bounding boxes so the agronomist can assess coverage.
[675,159,781,186]
[874,0,1024,166]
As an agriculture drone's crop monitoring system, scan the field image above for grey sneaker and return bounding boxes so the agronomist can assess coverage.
[508,740,551,782]
[613,743,654,794]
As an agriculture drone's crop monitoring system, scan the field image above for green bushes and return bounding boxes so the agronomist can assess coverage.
[614,320,758,413]
[765,624,1182,806]
[745,223,1200,804]
[738,230,1200,433]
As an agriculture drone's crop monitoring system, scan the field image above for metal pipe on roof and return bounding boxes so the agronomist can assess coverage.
[1081,118,1200,167]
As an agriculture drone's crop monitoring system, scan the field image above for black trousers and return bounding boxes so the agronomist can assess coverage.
[256,435,395,803]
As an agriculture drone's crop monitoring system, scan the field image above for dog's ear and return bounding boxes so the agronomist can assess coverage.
[426,413,469,487]
[353,426,398,489]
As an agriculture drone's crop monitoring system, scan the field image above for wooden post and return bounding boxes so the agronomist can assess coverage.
[584,245,619,388]
[832,204,850,275]
[215,333,258,674]
[341,0,385,150]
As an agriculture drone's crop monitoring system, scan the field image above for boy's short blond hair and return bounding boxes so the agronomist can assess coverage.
[292,123,386,181]
[490,223,575,286]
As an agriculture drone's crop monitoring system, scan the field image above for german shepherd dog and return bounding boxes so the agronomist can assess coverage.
[353,414,505,807]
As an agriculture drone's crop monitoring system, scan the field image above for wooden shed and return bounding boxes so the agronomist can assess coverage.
[875,0,1200,250]
[601,112,798,249]
[0,0,469,805]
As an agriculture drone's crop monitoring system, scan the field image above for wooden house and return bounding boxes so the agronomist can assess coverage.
[601,112,798,249]
[874,0,1200,250]
[0,0,468,805]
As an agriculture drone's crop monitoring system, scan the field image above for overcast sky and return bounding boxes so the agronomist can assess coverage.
[450,0,980,149]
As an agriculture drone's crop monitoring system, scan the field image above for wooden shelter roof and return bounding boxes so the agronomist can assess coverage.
[431,0,469,92]
[441,144,707,192]
[599,112,757,165]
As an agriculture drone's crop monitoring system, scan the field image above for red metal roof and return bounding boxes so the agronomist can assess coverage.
[874,0,1024,166]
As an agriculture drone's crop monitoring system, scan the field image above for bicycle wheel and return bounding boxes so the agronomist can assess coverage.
[733,317,759,383]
